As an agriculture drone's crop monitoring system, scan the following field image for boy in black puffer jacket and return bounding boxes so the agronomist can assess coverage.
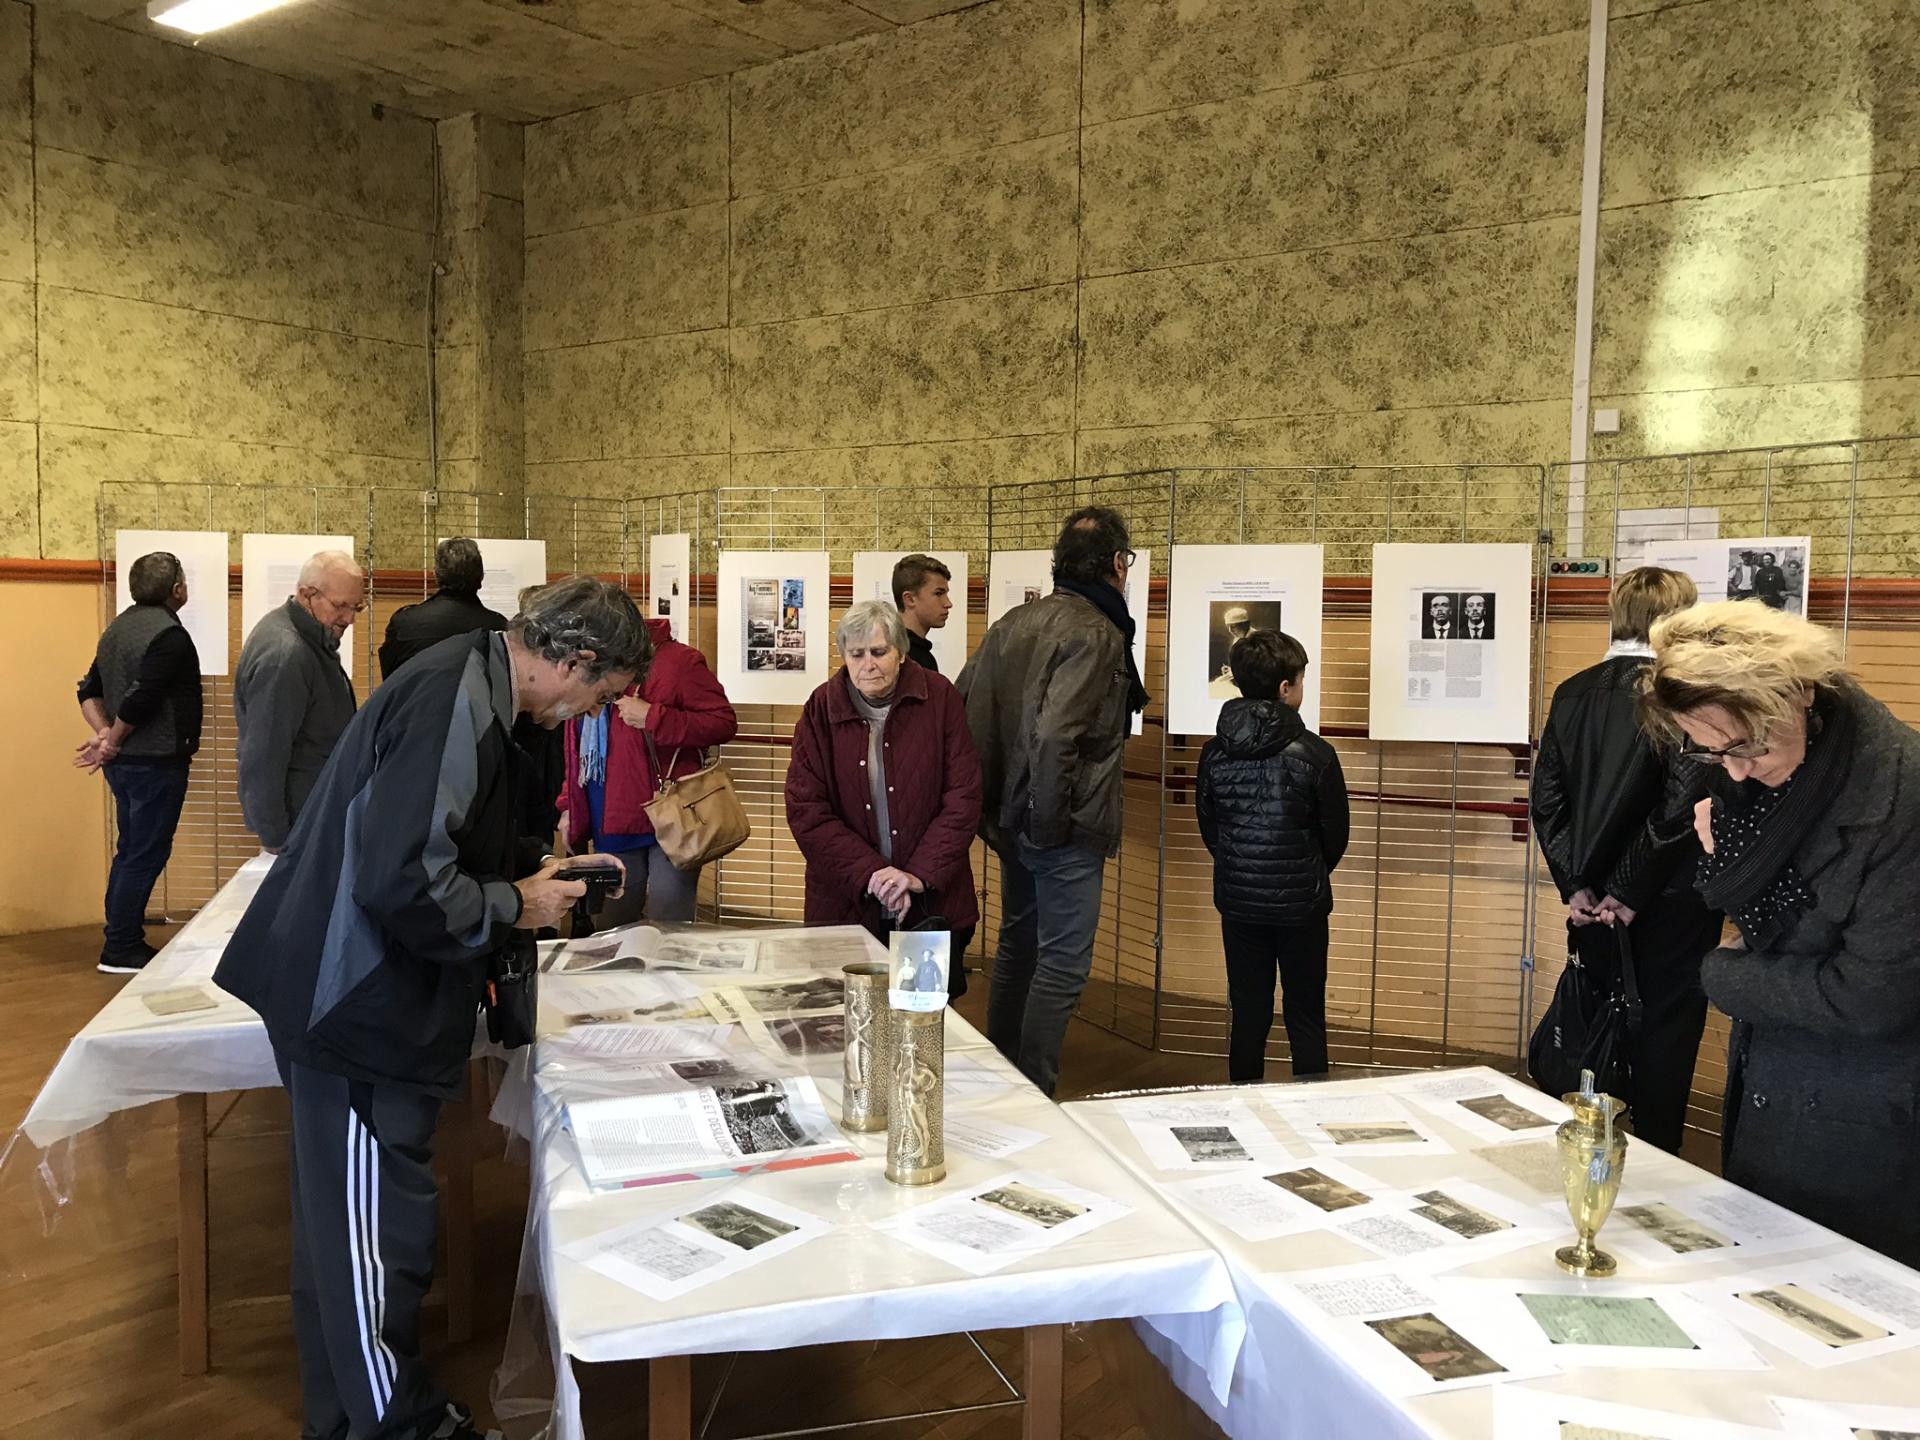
[1196,630,1350,1082]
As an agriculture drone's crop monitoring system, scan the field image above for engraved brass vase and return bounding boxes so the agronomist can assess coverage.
[884,1009,945,1185]
[840,963,892,1132]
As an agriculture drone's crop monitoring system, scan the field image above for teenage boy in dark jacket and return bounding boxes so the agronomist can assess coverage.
[216,577,647,1440]
[1196,630,1349,1082]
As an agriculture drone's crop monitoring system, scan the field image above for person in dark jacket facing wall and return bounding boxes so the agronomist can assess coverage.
[74,550,204,973]
[787,600,982,982]
[1640,600,1920,1268]
[376,537,509,679]
[215,577,647,1440]
[1195,630,1348,1082]
[1530,565,1717,1154]
[560,616,739,925]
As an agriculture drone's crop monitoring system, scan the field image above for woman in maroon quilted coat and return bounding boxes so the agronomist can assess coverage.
[785,600,982,992]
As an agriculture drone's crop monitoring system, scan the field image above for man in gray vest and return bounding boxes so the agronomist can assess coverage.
[75,551,204,973]
[235,549,364,853]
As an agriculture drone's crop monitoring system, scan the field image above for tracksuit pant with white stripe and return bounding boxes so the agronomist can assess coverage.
[278,1052,447,1440]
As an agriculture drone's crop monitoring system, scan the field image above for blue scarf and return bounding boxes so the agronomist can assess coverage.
[578,708,608,785]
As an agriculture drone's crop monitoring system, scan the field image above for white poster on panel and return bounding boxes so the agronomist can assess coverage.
[242,534,354,675]
[986,549,1052,626]
[717,550,832,706]
[1368,543,1532,744]
[441,537,547,621]
[1640,535,1810,617]
[1167,544,1324,735]
[1123,549,1151,737]
[648,532,692,643]
[850,550,970,675]
[114,530,230,677]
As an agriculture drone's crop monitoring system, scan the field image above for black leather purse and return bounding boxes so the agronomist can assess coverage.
[484,931,539,1050]
[1528,921,1640,1102]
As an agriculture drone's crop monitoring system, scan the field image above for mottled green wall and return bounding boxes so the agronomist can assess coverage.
[521,0,1920,564]
[0,6,440,559]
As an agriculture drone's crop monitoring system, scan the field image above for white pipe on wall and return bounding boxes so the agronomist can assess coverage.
[1566,0,1609,557]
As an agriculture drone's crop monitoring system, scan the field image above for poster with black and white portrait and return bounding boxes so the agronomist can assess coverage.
[1167,544,1324,735]
[1369,543,1532,743]
[1640,535,1811,617]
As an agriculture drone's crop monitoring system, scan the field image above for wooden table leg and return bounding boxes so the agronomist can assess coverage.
[177,1092,209,1376]
[442,1059,478,1344]
[649,1354,693,1440]
[1024,1323,1064,1440]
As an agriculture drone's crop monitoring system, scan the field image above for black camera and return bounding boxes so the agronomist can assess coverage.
[557,865,622,936]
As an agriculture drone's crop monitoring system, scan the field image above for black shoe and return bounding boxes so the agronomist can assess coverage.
[424,1402,501,1440]
[97,942,157,975]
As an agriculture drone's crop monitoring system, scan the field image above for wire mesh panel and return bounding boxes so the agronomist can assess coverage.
[1539,435,1920,1142]
[695,488,995,931]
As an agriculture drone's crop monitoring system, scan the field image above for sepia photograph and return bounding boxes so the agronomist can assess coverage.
[679,1200,798,1252]
[1022,586,1041,604]
[1171,1125,1252,1164]
[1364,1312,1506,1383]
[973,1181,1088,1229]
[1738,1285,1889,1348]
[1411,1189,1512,1240]
[769,1013,846,1056]
[1265,1166,1372,1212]
[1321,1122,1424,1147]
[1206,599,1284,699]
[1457,1093,1552,1132]
[1617,1202,1735,1255]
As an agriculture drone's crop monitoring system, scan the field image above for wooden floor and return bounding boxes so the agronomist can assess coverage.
[0,925,1238,1440]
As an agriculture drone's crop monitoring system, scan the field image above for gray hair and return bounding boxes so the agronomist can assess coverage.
[128,551,184,606]
[836,599,908,656]
[513,575,651,682]
[297,549,362,588]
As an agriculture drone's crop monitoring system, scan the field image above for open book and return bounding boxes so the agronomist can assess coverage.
[564,1075,857,1190]
[552,923,761,976]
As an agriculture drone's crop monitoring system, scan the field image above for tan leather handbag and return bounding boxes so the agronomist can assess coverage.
[641,732,751,869]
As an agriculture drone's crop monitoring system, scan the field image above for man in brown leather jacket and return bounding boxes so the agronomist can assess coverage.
[957,507,1147,1094]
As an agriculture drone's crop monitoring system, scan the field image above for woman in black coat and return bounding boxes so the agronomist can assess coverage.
[1196,630,1349,1083]
[1643,600,1920,1266]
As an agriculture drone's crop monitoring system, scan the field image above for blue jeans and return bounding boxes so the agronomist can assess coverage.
[102,760,191,954]
[986,836,1106,1096]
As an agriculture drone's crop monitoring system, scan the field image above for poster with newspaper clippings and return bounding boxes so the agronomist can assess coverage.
[716,550,830,705]
[1368,543,1532,743]
[648,532,691,642]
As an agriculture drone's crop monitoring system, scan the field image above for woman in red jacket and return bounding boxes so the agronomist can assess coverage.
[785,600,983,992]
[559,617,738,925]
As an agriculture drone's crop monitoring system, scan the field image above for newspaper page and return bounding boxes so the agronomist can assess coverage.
[703,975,847,1023]
[564,1075,855,1190]
[552,923,760,975]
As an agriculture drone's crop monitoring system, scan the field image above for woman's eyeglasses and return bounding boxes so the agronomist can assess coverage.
[1679,737,1771,764]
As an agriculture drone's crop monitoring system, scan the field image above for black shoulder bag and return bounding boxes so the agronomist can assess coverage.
[1527,921,1640,1101]
[484,931,539,1050]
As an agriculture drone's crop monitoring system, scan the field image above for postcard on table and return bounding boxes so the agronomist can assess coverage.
[1255,1155,1401,1226]
[562,1187,828,1302]
[1394,1071,1565,1145]
[1271,1092,1453,1158]
[1313,1290,1556,1398]
[1695,1254,1920,1368]
[1327,1178,1551,1271]
[1608,1182,1826,1268]
[1455,1278,1764,1371]
[1121,1096,1295,1172]
[877,1171,1129,1277]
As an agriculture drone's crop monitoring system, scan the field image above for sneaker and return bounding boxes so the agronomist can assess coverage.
[97,942,157,975]
[424,1402,502,1440]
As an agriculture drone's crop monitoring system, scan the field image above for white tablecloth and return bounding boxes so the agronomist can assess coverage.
[1066,1068,1920,1440]
[522,933,1243,1440]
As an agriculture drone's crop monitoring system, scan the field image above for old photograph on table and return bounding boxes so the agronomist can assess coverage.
[889,930,950,1012]
[877,1170,1130,1277]
[761,1012,847,1059]
[1699,1254,1920,1368]
[1326,1297,1553,1398]
[1609,1181,1825,1267]
[554,924,761,975]
[703,975,846,1023]
[1122,1095,1294,1172]
[1770,1395,1920,1440]
[562,1187,828,1302]
[1330,1179,1548,1269]
[1367,542,1532,743]
[1493,1387,1782,1440]
[1392,1069,1563,1144]
[1259,1155,1395,1220]
[716,550,830,704]
[1165,544,1325,735]
[1640,534,1811,614]
[1459,1277,1763,1371]
[1272,1091,1452,1158]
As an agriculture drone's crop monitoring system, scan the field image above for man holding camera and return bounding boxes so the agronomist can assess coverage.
[216,577,649,1440]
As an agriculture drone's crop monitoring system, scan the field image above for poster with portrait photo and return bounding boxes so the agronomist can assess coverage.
[648,532,691,643]
[1639,534,1811,616]
[850,550,971,674]
[716,550,830,705]
[1368,543,1532,743]
[986,549,1053,625]
[1167,544,1324,735]
[116,529,231,676]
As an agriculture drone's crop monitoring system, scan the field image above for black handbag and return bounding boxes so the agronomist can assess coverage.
[1527,920,1640,1101]
[483,931,539,1050]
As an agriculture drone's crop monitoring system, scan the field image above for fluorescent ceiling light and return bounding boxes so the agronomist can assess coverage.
[148,0,304,36]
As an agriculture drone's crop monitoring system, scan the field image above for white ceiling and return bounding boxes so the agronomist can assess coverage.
[42,0,990,121]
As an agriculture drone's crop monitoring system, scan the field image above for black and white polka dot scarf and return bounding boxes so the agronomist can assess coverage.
[1698,689,1848,951]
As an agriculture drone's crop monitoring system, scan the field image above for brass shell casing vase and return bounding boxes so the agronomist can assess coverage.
[840,963,892,1133]
[885,1009,945,1185]
[1555,1086,1629,1277]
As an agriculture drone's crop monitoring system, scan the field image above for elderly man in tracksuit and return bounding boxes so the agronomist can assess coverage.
[216,577,649,1440]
